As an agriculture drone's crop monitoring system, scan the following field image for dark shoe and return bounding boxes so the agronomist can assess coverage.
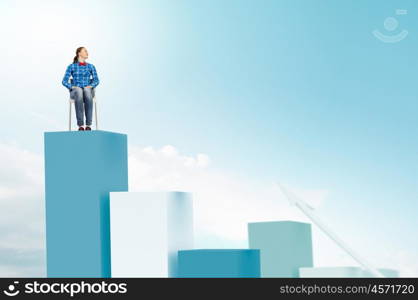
[85,126,92,131]
[78,126,85,131]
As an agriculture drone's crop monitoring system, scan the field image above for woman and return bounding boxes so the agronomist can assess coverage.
[62,47,100,131]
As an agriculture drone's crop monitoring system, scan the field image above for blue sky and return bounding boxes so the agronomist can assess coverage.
[0,0,417,276]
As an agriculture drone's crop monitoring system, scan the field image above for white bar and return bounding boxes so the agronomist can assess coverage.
[299,267,364,278]
[299,267,399,278]
[110,191,193,277]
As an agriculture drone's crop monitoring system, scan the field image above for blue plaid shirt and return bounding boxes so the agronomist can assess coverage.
[62,62,100,90]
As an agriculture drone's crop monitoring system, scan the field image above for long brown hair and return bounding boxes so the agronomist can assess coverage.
[73,47,85,63]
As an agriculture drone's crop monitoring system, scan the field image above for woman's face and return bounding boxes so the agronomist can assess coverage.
[79,48,89,59]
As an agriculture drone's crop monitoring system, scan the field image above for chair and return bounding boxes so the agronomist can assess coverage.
[68,78,99,131]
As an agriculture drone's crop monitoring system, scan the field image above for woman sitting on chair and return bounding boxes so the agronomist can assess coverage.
[62,46,100,131]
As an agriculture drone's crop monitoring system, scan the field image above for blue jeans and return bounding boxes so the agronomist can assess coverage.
[70,86,93,126]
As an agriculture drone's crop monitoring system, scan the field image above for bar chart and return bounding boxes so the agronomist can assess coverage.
[43,130,398,278]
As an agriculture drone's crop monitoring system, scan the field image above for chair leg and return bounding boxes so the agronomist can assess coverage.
[69,101,72,131]
[95,101,98,130]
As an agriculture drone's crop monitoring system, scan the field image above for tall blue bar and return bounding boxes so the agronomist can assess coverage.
[44,130,128,277]
[178,249,261,278]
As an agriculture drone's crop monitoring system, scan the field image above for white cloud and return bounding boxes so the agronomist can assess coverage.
[0,142,45,277]
[128,144,327,243]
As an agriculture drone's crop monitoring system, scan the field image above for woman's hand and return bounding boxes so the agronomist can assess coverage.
[86,85,92,88]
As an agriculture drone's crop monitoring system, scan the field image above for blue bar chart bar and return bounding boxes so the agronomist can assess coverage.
[248,221,313,277]
[44,131,128,277]
[110,191,193,277]
[178,249,261,278]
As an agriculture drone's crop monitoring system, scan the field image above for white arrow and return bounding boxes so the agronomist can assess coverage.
[276,182,385,278]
